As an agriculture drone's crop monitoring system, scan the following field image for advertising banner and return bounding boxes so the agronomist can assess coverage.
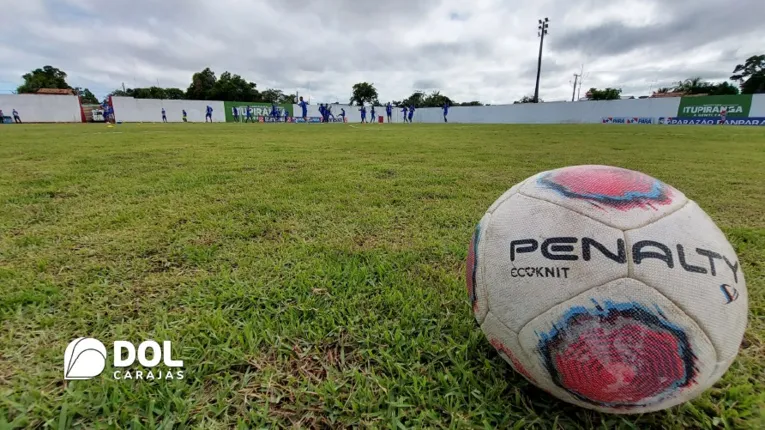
[224,102,293,122]
[293,116,325,123]
[257,116,290,123]
[601,117,654,124]
[676,95,752,118]
[658,116,765,125]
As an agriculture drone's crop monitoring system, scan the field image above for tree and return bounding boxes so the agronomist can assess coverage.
[208,71,259,101]
[17,65,71,93]
[459,101,482,106]
[422,90,453,107]
[164,88,185,99]
[514,95,539,104]
[260,88,284,104]
[673,77,706,94]
[400,91,426,107]
[75,87,99,104]
[107,87,183,100]
[187,67,217,100]
[673,78,739,95]
[350,82,379,105]
[731,54,765,94]
[707,82,739,95]
[587,87,622,100]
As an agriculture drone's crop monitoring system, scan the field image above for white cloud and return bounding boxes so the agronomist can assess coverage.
[0,0,762,103]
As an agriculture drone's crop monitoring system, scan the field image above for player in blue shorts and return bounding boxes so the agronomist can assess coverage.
[233,106,239,122]
[370,105,376,124]
[408,104,415,123]
[386,102,392,122]
[161,108,167,122]
[298,97,308,122]
[245,106,254,122]
[442,102,449,123]
[339,108,345,122]
[205,105,213,122]
[401,106,408,123]
[359,105,367,123]
[269,104,277,122]
[182,109,187,122]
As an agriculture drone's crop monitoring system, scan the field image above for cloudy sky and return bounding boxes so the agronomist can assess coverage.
[0,0,762,104]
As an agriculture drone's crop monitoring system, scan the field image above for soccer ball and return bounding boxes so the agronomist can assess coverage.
[467,165,747,414]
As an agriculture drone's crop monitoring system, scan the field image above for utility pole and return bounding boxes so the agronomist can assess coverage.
[533,17,549,103]
[572,73,580,102]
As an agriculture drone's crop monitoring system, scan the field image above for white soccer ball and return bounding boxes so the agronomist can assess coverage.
[467,165,747,414]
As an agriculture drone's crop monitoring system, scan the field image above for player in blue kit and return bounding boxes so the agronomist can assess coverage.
[182,109,187,122]
[401,106,408,123]
[370,105,376,124]
[205,105,213,122]
[386,102,392,122]
[408,104,415,123]
[298,97,308,122]
[359,105,367,123]
[233,107,239,122]
[270,104,279,121]
[339,108,345,122]
[161,108,167,122]
[244,106,253,123]
[442,102,449,122]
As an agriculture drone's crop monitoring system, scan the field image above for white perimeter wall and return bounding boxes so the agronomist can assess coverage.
[5,93,764,125]
[112,97,226,123]
[0,94,82,123]
[292,98,686,124]
[407,97,684,124]
[750,94,765,117]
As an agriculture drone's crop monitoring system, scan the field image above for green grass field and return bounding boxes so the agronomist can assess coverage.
[1,123,764,429]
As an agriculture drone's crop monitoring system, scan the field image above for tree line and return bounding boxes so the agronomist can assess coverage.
[15,54,765,106]
[348,82,482,107]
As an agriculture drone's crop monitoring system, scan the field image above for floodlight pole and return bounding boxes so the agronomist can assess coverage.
[533,17,549,103]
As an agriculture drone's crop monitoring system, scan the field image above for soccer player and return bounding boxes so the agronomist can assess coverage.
[442,102,449,123]
[182,109,187,122]
[359,105,367,123]
[161,107,167,122]
[386,102,392,122]
[370,105,376,124]
[12,109,21,123]
[233,106,239,122]
[408,104,415,123]
[298,97,308,122]
[245,106,254,123]
[283,108,289,122]
[272,104,279,121]
[339,108,345,122]
[205,105,213,122]
[401,106,408,123]
[720,108,727,125]
[319,104,326,122]
[327,104,335,121]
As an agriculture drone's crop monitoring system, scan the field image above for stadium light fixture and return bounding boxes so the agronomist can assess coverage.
[533,17,549,103]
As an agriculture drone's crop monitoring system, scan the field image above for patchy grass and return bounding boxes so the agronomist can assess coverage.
[0,122,763,429]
